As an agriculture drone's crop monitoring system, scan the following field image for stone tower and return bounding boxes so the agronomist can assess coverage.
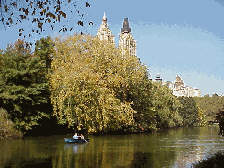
[97,13,115,44]
[119,18,137,56]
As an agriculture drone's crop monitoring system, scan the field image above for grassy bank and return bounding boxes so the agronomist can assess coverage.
[192,151,224,168]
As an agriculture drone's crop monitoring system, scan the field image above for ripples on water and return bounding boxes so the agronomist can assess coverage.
[0,125,223,168]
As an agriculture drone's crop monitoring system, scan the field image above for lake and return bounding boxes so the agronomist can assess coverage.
[0,125,223,168]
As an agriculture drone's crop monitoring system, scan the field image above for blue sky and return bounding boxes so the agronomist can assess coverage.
[0,0,224,96]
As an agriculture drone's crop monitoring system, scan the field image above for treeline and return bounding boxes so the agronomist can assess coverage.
[193,96,224,121]
[0,34,209,137]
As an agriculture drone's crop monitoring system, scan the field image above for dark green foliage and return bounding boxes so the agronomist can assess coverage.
[0,108,23,139]
[35,36,54,73]
[0,37,54,131]
[178,97,199,126]
[127,76,155,132]
[193,96,224,121]
[151,83,183,129]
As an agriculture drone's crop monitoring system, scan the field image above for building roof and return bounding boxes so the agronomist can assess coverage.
[102,12,107,21]
[121,18,131,33]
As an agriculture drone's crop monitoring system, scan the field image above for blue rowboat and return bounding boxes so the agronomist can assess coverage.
[64,138,90,143]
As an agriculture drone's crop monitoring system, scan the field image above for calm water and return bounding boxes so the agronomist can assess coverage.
[0,125,223,168]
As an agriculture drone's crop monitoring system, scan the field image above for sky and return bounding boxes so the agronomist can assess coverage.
[0,0,224,96]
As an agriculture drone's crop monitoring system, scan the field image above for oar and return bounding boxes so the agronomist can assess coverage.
[81,136,88,143]
[83,139,88,142]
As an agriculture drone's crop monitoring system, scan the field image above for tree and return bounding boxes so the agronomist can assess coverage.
[50,34,138,133]
[216,110,224,136]
[0,0,91,37]
[204,94,210,97]
[150,83,183,129]
[196,105,207,126]
[34,36,54,76]
[0,39,52,130]
[127,75,156,132]
[178,97,199,126]
[193,96,224,121]
[212,93,218,97]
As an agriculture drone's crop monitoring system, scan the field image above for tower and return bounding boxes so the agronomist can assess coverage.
[97,13,115,44]
[119,18,137,56]
[155,73,162,84]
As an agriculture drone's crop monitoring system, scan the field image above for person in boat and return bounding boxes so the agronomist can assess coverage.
[73,133,78,139]
[80,134,84,139]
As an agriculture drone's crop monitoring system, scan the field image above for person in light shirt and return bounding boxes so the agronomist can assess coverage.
[73,133,78,139]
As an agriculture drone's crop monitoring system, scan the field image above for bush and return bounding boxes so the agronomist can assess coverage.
[0,108,23,139]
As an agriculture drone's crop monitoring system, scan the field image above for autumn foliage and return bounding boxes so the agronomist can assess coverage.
[0,33,213,137]
[50,34,142,133]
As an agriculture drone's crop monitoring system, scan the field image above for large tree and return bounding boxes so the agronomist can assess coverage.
[177,97,199,126]
[50,34,154,133]
[0,38,52,130]
[150,83,183,129]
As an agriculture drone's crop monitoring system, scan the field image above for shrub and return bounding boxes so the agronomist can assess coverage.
[0,108,23,139]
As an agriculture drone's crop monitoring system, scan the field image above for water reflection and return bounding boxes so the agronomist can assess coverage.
[64,143,87,154]
[0,125,223,168]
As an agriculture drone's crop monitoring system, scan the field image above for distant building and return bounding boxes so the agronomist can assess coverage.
[192,88,201,97]
[174,75,185,90]
[162,81,173,90]
[154,74,201,97]
[155,73,162,84]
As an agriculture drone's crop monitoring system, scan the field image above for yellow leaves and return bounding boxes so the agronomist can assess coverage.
[50,33,149,133]
[42,8,46,15]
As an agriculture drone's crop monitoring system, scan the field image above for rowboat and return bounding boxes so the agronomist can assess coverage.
[64,138,90,143]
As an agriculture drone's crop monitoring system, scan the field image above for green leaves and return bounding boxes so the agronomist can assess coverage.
[178,97,199,126]
[150,83,183,129]
[0,38,53,131]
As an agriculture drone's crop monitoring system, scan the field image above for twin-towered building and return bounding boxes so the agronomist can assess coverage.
[97,13,137,56]
[97,13,201,97]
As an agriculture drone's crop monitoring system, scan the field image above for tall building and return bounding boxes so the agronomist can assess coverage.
[118,18,137,56]
[97,13,115,44]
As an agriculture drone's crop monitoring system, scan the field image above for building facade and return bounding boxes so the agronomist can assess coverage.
[118,18,137,56]
[154,74,201,97]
